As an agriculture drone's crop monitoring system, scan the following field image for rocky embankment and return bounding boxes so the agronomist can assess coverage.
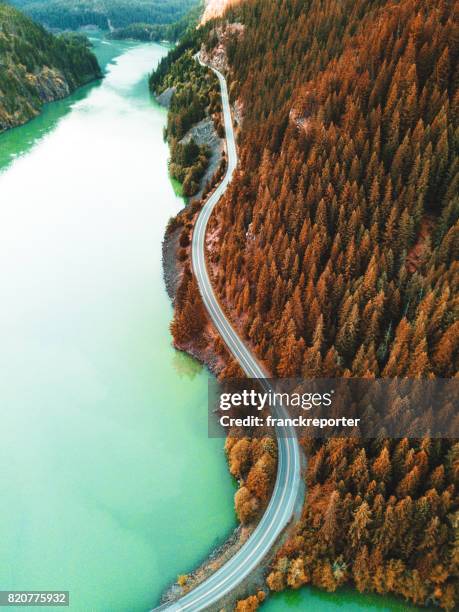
[159,48,286,612]
[156,87,225,203]
[161,193,230,376]
[201,0,243,24]
[181,117,224,201]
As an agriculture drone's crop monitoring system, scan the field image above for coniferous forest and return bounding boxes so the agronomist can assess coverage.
[160,0,459,608]
[108,2,201,43]
[152,51,220,194]
[7,0,198,31]
[0,2,101,131]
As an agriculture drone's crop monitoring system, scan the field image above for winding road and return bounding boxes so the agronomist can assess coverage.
[155,56,302,612]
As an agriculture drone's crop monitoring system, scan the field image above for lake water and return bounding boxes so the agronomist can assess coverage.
[0,35,235,611]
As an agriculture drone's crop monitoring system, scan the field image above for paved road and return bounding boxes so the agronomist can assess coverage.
[154,56,302,612]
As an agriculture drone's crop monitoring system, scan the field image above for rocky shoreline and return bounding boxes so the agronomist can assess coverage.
[161,197,230,376]
[157,49,285,609]
[0,3,102,135]
[155,88,225,206]
[159,130,299,612]
[0,67,101,134]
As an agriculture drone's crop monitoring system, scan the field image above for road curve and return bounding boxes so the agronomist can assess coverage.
[155,56,302,612]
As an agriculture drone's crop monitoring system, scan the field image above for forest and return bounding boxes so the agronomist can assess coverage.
[165,0,459,608]
[7,0,198,30]
[0,2,101,131]
[151,36,222,196]
[109,1,201,43]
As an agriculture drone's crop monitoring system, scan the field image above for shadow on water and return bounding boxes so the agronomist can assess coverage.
[0,80,102,173]
[0,32,137,174]
[172,352,203,380]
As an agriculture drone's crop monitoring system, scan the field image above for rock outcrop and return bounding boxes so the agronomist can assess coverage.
[201,0,243,24]
[180,117,224,201]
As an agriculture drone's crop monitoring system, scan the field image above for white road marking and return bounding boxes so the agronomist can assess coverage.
[154,56,301,612]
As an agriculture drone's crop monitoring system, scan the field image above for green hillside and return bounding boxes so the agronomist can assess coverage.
[0,2,101,131]
[8,0,198,30]
[109,2,201,43]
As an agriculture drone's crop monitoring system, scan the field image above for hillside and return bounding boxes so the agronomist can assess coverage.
[0,3,101,132]
[157,0,459,608]
[109,2,202,44]
[149,29,223,198]
[8,0,198,31]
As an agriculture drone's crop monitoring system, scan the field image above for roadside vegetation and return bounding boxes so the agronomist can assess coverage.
[169,138,210,198]
[150,38,222,197]
[162,0,459,608]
